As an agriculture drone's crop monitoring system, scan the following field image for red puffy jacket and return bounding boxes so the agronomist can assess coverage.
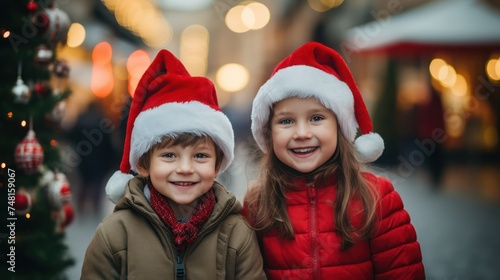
[255,172,425,279]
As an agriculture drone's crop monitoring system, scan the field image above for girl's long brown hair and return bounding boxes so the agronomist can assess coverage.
[245,118,378,249]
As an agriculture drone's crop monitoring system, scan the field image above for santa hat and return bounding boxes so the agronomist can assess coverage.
[106,49,234,203]
[251,42,383,163]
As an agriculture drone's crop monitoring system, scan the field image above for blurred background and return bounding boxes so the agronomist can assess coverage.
[1,0,499,279]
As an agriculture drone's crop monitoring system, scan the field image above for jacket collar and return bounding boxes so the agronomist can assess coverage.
[115,176,241,231]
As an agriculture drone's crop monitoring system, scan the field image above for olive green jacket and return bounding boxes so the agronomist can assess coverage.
[81,177,266,280]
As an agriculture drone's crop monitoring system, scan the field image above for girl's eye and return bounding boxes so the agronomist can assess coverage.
[279,118,293,125]
[311,115,324,122]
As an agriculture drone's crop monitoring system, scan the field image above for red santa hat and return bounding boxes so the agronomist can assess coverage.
[251,42,383,163]
[106,49,234,203]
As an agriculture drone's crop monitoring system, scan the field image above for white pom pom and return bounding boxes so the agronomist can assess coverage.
[106,170,134,204]
[354,132,384,163]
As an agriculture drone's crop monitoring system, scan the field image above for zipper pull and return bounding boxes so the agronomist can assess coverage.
[175,250,185,279]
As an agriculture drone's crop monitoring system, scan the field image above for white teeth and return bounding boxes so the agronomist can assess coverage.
[173,182,194,186]
[292,147,316,154]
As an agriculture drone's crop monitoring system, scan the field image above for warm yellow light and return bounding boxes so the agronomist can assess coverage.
[445,114,464,138]
[308,0,343,12]
[141,16,172,48]
[429,58,447,80]
[243,2,270,30]
[67,23,86,48]
[102,0,118,10]
[225,5,250,33]
[439,65,457,88]
[241,5,256,29]
[25,213,30,219]
[1,163,6,169]
[7,112,13,118]
[21,120,27,127]
[450,74,467,96]
[3,31,10,38]
[216,63,249,92]
[181,25,209,76]
[486,58,500,81]
[496,58,500,79]
[103,0,171,48]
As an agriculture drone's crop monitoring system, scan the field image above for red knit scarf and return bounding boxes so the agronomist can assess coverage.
[149,182,216,251]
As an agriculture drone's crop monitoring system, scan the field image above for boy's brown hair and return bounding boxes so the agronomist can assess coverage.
[137,133,225,173]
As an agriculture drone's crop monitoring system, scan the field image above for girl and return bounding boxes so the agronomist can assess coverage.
[244,42,425,279]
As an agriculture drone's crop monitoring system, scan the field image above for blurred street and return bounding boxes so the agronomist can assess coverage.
[65,145,500,280]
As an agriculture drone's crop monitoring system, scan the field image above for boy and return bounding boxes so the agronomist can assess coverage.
[81,49,266,280]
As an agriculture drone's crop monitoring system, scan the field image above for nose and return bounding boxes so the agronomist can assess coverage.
[176,158,194,174]
[293,121,312,140]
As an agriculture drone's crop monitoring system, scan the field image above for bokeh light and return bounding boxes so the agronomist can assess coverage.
[486,57,500,81]
[226,5,250,33]
[127,50,151,97]
[91,42,114,98]
[216,63,249,92]
[308,0,344,12]
[67,23,86,48]
[181,25,209,76]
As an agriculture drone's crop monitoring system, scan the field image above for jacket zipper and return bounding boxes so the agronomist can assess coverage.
[175,249,186,279]
[129,192,236,279]
[309,186,320,279]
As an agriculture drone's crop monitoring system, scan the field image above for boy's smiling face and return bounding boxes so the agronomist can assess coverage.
[138,139,219,207]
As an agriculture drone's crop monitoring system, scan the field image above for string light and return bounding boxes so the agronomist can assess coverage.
[21,120,27,127]
[1,163,6,168]
[7,112,13,118]
[50,139,58,146]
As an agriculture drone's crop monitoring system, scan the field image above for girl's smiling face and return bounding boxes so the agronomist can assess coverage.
[271,97,338,173]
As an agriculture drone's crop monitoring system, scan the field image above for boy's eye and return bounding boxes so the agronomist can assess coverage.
[162,153,175,158]
[194,153,209,159]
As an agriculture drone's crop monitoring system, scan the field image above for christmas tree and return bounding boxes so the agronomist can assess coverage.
[0,1,75,279]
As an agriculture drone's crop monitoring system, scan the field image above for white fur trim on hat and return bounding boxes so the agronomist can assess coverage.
[130,101,235,173]
[251,65,357,153]
[354,132,384,163]
[106,170,134,203]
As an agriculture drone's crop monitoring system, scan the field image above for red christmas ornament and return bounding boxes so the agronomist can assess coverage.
[15,189,32,215]
[47,172,72,210]
[60,204,75,228]
[14,130,44,174]
[34,82,47,96]
[27,1,38,13]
